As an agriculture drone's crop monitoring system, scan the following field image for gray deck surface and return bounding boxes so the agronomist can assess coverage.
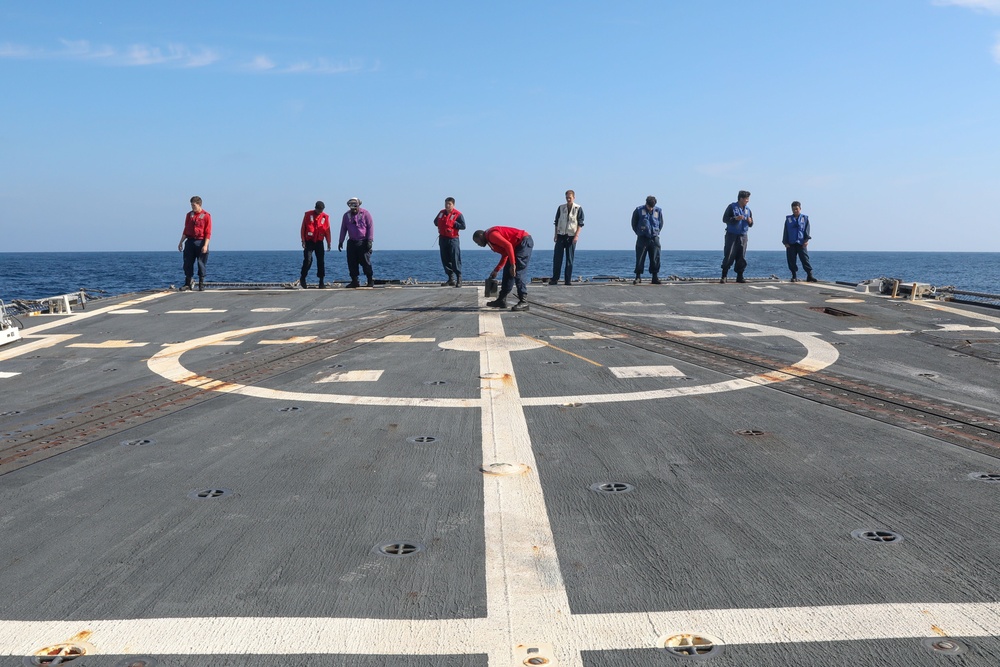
[1,280,998,666]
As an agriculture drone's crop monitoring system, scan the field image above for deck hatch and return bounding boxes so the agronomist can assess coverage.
[119,438,155,447]
[735,429,767,437]
[374,542,425,557]
[407,436,437,444]
[851,529,903,543]
[275,406,302,412]
[969,472,1000,483]
[659,633,723,658]
[809,306,858,317]
[188,488,232,500]
[590,482,635,494]
[921,638,968,655]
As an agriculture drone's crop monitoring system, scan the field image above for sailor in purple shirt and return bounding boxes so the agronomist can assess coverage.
[338,197,375,288]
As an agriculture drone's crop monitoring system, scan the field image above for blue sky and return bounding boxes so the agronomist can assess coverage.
[2,0,999,252]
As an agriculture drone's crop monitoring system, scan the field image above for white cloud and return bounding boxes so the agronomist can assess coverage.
[248,55,276,71]
[0,39,218,67]
[932,0,1000,14]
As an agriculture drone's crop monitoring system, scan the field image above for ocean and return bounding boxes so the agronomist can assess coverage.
[1,250,998,302]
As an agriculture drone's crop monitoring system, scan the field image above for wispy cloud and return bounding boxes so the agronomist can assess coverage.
[0,39,219,67]
[932,0,1000,13]
[248,56,366,75]
[0,39,367,75]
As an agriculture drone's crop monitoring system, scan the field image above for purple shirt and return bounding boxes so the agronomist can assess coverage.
[339,208,374,244]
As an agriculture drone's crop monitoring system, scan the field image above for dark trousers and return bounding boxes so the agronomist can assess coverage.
[182,238,209,281]
[785,244,812,275]
[499,235,533,302]
[551,235,576,283]
[346,239,373,283]
[634,236,660,276]
[438,236,462,278]
[301,241,326,281]
[721,233,748,275]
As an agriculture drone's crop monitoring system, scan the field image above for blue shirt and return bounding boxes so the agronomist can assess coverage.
[631,205,663,238]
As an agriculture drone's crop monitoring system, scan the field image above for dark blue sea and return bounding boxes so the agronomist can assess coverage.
[1,250,998,302]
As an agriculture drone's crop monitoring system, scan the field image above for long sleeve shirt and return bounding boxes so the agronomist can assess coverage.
[339,208,374,245]
[484,226,530,273]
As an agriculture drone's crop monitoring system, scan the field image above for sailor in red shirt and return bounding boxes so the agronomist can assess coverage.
[177,195,212,291]
[299,201,332,288]
[472,226,534,311]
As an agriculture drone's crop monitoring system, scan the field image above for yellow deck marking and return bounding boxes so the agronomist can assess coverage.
[520,334,603,367]
[0,335,79,361]
[67,340,148,348]
[317,370,384,383]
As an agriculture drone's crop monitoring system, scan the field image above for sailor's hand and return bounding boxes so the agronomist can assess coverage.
[338,244,343,252]
[489,271,497,281]
[177,241,184,252]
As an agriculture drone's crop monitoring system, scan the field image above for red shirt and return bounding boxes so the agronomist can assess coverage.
[485,226,529,273]
[184,210,212,240]
[301,210,331,245]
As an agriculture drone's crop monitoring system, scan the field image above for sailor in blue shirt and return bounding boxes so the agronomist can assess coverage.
[720,190,753,283]
[631,195,664,284]
[782,200,816,282]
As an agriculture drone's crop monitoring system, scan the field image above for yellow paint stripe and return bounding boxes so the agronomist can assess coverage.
[520,334,603,367]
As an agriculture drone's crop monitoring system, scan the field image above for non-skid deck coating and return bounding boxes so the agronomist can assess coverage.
[1,280,999,666]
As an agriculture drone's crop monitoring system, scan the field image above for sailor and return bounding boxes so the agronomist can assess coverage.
[300,201,332,288]
[631,195,663,285]
[550,189,584,286]
[177,195,212,291]
[721,190,753,283]
[338,197,375,288]
[472,226,533,312]
[783,200,816,282]
[433,197,466,287]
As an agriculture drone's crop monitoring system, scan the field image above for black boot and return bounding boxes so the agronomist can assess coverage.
[197,278,204,291]
[790,273,798,282]
[651,274,661,285]
[181,278,193,291]
[300,277,308,289]
[735,274,746,284]
[806,273,818,282]
[511,299,529,312]
[633,275,641,285]
[454,275,462,288]
[486,298,507,308]
[318,279,326,289]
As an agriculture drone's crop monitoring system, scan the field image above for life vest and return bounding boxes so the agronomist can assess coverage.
[435,209,463,238]
[555,204,581,236]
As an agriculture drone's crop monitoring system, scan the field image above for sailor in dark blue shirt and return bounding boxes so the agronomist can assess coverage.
[782,200,816,282]
[721,190,753,283]
[631,195,664,284]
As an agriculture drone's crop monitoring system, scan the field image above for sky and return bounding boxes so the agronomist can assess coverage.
[1,0,999,253]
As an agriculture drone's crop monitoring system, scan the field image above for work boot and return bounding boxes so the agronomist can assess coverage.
[735,274,746,284]
[347,281,360,289]
[454,275,462,288]
[365,278,374,288]
[511,300,529,312]
[549,278,559,285]
[197,279,204,291]
[720,272,728,284]
[633,275,641,285]
[442,276,455,287]
[318,280,326,289]
[806,274,818,282]
[563,280,571,286]
[299,277,308,289]
[486,299,507,308]
[790,274,798,283]
[651,275,662,285]
[181,278,193,291]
